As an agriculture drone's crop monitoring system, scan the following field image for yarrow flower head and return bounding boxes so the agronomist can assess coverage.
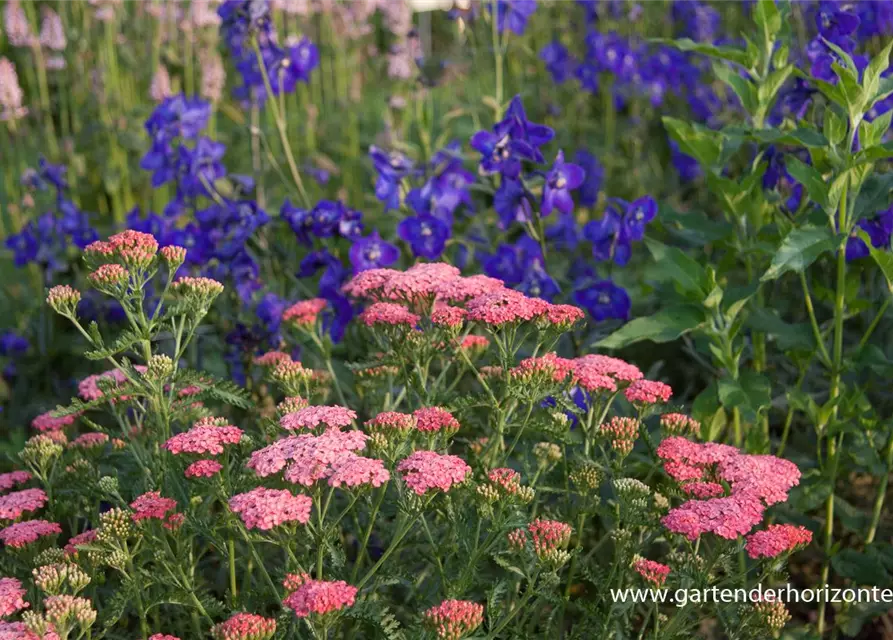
[171,277,225,306]
[359,302,420,328]
[45,286,81,316]
[0,489,49,521]
[163,423,243,456]
[32,563,90,595]
[130,492,178,523]
[326,454,390,489]
[209,612,276,640]
[184,459,223,479]
[283,574,358,619]
[282,299,327,327]
[422,599,484,640]
[365,411,415,435]
[0,577,28,618]
[248,429,368,486]
[69,433,109,450]
[624,380,673,406]
[31,412,76,434]
[397,451,471,495]
[659,413,700,436]
[413,407,460,434]
[632,557,670,587]
[279,405,356,431]
[745,524,813,559]
[43,595,96,634]
[88,264,129,291]
[0,520,62,549]
[512,518,573,567]
[0,471,32,493]
[229,487,312,530]
[159,244,187,267]
[106,230,159,269]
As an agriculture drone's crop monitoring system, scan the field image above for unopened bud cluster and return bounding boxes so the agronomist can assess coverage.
[46,285,81,316]
[33,563,91,595]
[146,354,175,380]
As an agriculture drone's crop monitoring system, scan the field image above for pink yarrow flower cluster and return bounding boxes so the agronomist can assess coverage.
[422,599,484,640]
[745,524,813,559]
[0,520,61,548]
[624,379,673,405]
[0,489,48,520]
[359,302,420,327]
[162,423,243,456]
[413,407,460,433]
[510,353,574,384]
[280,405,356,431]
[0,621,58,639]
[130,492,178,523]
[0,577,28,617]
[31,412,77,433]
[229,488,312,530]
[364,411,415,433]
[210,613,276,640]
[282,573,358,618]
[282,299,327,326]
[77,366,146,402]
[633,558,670,587]
[69,433,109,450]
[184,459,223,479]
[0,472,31,493]
[253,351,293,367]
[397,451,471,495]
[326,454,390,489]
[246,429,368,486]
[63,530,97,557]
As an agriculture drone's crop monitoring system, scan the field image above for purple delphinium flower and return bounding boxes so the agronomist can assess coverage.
[769,79,816,125]
[286,36,319,84]
[281,199,313,246]
[623,196,657,241]
[370,146,414,211]
[540,41,576,84]
[470,95,554,177]
[542,150,585,216]
[491,0,537,35]
[520,258,560,301]
[0,331,29,357]
[846,206,893,261]
[481,234,541,286]
[575,149,603,207]
[494,178,533,229]
[572,279,631,321]
[349,231,400,272]
[545,213,581,251]
[178,137,228,197]
[672,0,721,43]
[816,1,860,39]
[670,140,701,182]
[397,214,451,259]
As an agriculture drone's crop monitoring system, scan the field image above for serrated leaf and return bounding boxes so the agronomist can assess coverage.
[761,226,839,281]
[596,306,705,349]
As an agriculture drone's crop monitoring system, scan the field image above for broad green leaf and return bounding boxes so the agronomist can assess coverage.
[663,116,723,168]
[823,108,847,146]
[856,229,893,291]
[754,0,782,43]
[724,125,829,148]
[713,62,758,113]
[855,140,893,163]
[746,307,815,351]
[644,238,708,298]
[832,549,891,584]
[758,65,793,105]
[788,469,831,511]
[761,226,839,281]
[653,38,749,66]
[859,109,893,149]
[595,306,706,350]
[717,371,770,422]
[824,38,859,79]
[862,40,893,101]
[785,156,828,210]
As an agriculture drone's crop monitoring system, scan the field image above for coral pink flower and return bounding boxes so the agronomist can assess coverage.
[279,405,357,431]
[465,288,549,325]
[527,519,573,557]
[172,277,224,297]
[365,412,414,433]
[0,489,48,520]
[382,263,462,301]
[717,455,801,506]
[413,407,460,433]
[253,351,293,367]
[624,380,673,405]
[0,577,28,617]
[159,245,187,265]
[45,285,81,314]
[88,264,128,289]
[31,412,77,433]
[0,472,31,493]
[458,335,489,352]
[130,492,178,522]
[601,417,639,440]
[397,451,471,495]
[434,274,504,302]
[745,524,813,559]
[656,437,738,467]
[573,354,644,382]
[77,367,145,402]
[246,430,368,483]
[571,367,617,393]
[63,530,97,557]
[69,432,109,450]
[0,620,55,639]
[541,303,585,327]
[210,613,276,640]
[662,493,765,541]
[149,635,181,640]
[184,459,223,479]
[282,574,358,618]
[488,468,521,495]
[108,230,158,268]
[341,268,399,299]
[282,299,327,326]
[510,353,574,384]
[422,599,484,639]
[162,424,243,456]
[326,454,390,489]
[229,488,312,530]
[430,305,467,327]
[0,520,62,548]
[681,482,725,499]
[633,558,670,587]
[359,302,420,327]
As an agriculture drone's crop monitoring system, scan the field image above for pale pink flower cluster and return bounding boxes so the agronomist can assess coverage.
[78,367,146,402]
[527,519,572,557]
[633,558,670,587]
[159,245,187,265]
[422,599,484,640]
[0,520,61,548]
[0,577,28,617]
[246,429,367,485]
[172,276,225,297]
[510,353,573,384]
[458,335,489,352]
[149,65,173,103]
[465,288,549,326]
[200,49,226,103]
[229,488,312,530]
[601,417,639,440]
[326,454,390,489]
[88,264,129,288]
[69,433,109,450]
[359,302,420,327]
[0,489,48,520]
[149,635,181,640]
[0,620,57,639]
[659,436,801,540]
[745,524,813,559]
[488,468,521,495]
[430,305,467,328]
[413,407,459,433]
[184,459,223,479]
[3,2,32,47]
[279,405,356,431]
[31,412,77,433]
[162,423,243,455]
[209,613,276,640]
[0,472,31,493]
[253,351,293,367]
[0,58,27,121]
[397,451,470,495]
[282,299,327,326]
[282,573,358,618]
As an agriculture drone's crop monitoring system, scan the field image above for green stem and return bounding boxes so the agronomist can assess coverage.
[228,538,237,606]
[858,296,890,351]
[866,429,893,544]
[800,271,833,368]
[350,485,387,583]
[487,575,538,639]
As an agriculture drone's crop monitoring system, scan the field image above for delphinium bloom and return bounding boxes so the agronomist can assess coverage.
[349,231,399,272]
[745,524,813,559]
[541,151,585,216]
[229,487,312,530]
[632,558,670,587]
[423,599,484,640]
[0,489,49,520]
[370,146,414,211]
[0,577,28,617]
[184,459,223,479]
[209,612,276,640]
[413,408,460,434]
[162,422,243,456]
[282,573,358,618]
[398,451,471,495]
[471,96,553,178]
[572,278,631,322]
[279,406,357,431]
[398,214,452,260]
[0,472,31,493]
[0,520,62,549]
[491,0,537,35]
[540,41,576,84]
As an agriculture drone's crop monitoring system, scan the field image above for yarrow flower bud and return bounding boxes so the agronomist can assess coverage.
[277,396,310,415]
[46,285,81,316]
[210,613,276,640]
[33,563,91,595]
[20,434,65,469]
[422,599,484,640]
[146,355,175,381]
[660,413,700,436]
[282,574,358,619]
[753,600,791,635]
[632,557,670,587]
[282,299,327,328]
[107,230,158,269]
[570,462,603,493]
[527,519,573,568]
[533,442,562,466]
[159,245,187,268]
[271,359,313,390]
[97,476,119,495]
[96,508,134,542]
[171,277,224,309]
[88,264,129,292]
[43,596,97,636]
[365,411,415,438]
